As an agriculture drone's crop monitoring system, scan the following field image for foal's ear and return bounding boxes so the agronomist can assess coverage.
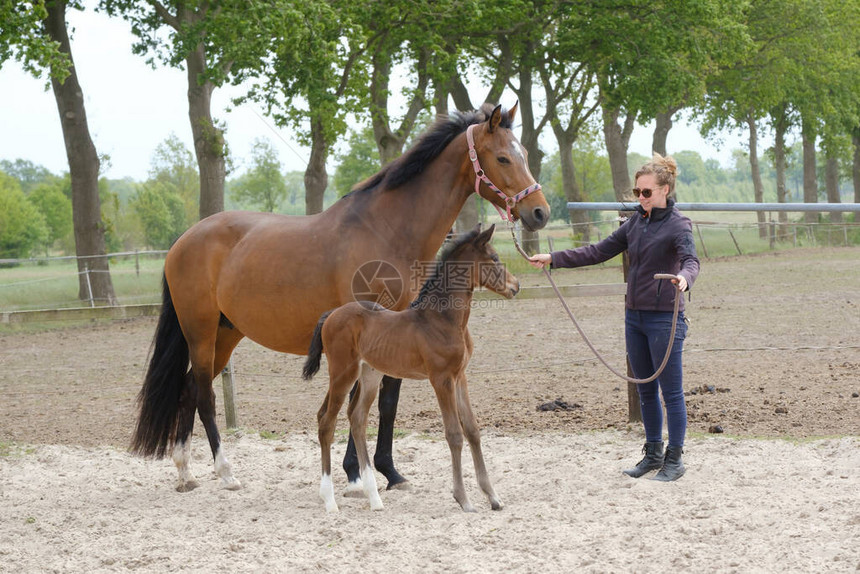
[488,104,503,133]
[477,223,495,246]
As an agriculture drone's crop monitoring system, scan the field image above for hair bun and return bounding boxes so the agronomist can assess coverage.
[652,152,678,177]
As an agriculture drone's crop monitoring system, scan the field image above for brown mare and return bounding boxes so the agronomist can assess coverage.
[131,103,549,493]
[303,224,517,512]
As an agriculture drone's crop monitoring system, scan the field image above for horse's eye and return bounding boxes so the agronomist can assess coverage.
[497,156,510,165]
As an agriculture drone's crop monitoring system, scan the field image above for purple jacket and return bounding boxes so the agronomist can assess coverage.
[551,199,700,312]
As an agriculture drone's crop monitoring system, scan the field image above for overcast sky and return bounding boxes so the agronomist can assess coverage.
[0,5,752,182]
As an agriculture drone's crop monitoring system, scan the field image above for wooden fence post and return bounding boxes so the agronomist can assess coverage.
[221,360,238,429]
[619,213,641,423]
[695,223,709,259]
[84,264,94,308]
[728,228,742,255]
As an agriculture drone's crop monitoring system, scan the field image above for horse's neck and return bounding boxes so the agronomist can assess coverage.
[367,137,473,258]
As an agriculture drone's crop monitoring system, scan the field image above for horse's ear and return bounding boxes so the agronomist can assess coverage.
[477,223,495,245]
[508,101,519,124]
[488,104,503,133]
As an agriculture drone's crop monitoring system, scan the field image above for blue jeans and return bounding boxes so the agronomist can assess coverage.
[625,309,688,448]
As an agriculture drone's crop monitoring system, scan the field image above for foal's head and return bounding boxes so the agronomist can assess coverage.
[410,224,519,310]
[451,224,519,299]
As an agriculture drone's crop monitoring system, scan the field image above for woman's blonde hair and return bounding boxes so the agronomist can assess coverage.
[635,153,678,195]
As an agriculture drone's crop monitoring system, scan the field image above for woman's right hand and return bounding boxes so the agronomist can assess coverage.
[528,253,551,269]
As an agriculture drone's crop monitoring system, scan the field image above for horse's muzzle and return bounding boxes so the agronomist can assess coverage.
[520,204,550,231]
[506,277,521,299]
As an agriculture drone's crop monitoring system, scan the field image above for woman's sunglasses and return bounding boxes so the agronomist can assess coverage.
[632,186,662,198]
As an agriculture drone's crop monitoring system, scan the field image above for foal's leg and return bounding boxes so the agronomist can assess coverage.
[456,377,502,510]
[318,356,360,512]
[342,382,363,493]
[348,363,384,510]
[317,389,348,511]
[344,376,408,490]
[430,374,474,512]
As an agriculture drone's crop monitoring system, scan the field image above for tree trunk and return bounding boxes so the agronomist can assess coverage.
[558,137,589,241]
[515,65,544,254]
[600,98,640,420]
[438,79,480,233]
[772,108,789,237]
[824,154,842,223]
[801,117,818,224]
[45,0,116,305]
[746,114,766,238]
[186,43,226,220]
[369,49,428,166]
[449,77,473,112]
[304,117,328,215]
[602,104,635,200]
[652,110,674,156]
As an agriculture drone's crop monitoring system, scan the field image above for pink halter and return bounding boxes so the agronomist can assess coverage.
[466,124,542,222]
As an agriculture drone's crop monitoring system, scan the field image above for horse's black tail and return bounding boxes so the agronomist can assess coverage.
[302,310,333,380]
[130,274,189,459]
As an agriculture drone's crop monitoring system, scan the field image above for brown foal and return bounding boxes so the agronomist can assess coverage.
[303,225,518,512]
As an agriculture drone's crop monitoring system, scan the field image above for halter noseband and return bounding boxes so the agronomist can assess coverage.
[466,124,542,222]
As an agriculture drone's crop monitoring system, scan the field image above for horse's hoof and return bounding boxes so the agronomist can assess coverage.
[343,479,364,498]
[325,502,340,513]
[221,477,242,491]
[491,500,504,511]
[175,480,200,493]
[386,479,411,491]
[370,500,385,511]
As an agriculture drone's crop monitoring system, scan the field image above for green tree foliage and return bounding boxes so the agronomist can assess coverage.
[542,130,615,223]
[332,126,380,198]
[27,181,73,251]
[0,172,48,259]
[0,0,70,78]
[127,135,199,248]
[148,133,199,226]
[230,138,287,212]
[283,171,304,208]
[0,159,55,193]
[130,181,186,249]
[0,160,73,253]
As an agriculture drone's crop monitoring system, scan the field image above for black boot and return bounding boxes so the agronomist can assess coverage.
[622,441,664,478]
[652,445,685,482]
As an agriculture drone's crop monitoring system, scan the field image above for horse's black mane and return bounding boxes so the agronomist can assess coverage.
[409,227,483,309]
[350,104,513,195]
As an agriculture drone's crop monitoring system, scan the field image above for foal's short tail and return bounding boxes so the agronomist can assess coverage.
[130,274,189,459]
[302,310,333,380]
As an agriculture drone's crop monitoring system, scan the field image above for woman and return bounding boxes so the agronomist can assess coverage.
[528,153,700,481]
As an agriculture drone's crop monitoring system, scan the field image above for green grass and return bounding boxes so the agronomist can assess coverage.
[1,219,856,312]
[0,254,164,311]
[0,442,36,457]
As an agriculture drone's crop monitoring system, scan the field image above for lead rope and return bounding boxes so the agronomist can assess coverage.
[507,223,681,384]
